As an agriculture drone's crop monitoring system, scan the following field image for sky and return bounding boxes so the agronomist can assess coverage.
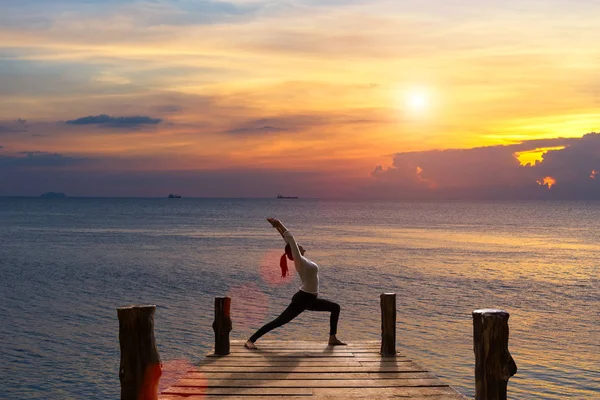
[0,0,599,198]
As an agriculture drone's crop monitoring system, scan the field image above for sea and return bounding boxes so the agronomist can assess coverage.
[0,198,598,399]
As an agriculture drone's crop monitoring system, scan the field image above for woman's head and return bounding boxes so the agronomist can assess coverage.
[280,244,305,277]
[284,243,306,260]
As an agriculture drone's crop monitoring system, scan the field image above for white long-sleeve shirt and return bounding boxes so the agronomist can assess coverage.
[283,231,319,294]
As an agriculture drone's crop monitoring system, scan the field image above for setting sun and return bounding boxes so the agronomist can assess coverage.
[406,90,430,113]
[393,86,434,116]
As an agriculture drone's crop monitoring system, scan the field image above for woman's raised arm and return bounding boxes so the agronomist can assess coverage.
[267,217,288,238]
[266,218,303,268]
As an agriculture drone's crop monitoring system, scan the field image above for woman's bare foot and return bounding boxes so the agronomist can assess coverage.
[244,340,257,350]
[328,335,347,346]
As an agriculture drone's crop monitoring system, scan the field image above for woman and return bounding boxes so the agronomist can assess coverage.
[244,218,346,349]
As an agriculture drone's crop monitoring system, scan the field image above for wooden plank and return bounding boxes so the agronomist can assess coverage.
[198,362,366,367]
[230,340,380,345]
[367,372,437,380]
[190,372,435,380]
[225,346,382,352]
[160,396,309,400]
[217,351,390,356]
[201,358,407,363]
[207,353,357,358]
[160,397,310,400]
[173,378,446,388]
[224,349,360,354]
[198,360,409,366]
[194,365,427,373]
[212,351,388,357]
[228,343,373,348]
[203,356,406,363]
[312,387,466,398]
[197,362,414,368]
[162,387,313,395]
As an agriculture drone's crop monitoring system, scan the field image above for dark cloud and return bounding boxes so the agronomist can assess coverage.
[365,133,600,199]
[18,151,48,156]
[0,119,28,134]
[222,111,389,136]
[0,151,88,168]
[65,114,162,127]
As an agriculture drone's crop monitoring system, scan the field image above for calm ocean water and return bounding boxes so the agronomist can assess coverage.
[1,198,598,399]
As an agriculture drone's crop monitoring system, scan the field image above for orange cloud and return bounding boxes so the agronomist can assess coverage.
[537,176,556,189]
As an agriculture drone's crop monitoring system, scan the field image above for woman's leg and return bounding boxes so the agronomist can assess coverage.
[248,294,308,343]
[307,298,341,335]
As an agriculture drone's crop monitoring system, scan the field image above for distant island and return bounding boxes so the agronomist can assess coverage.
[40,192,67,198]
[277,194,298,199]
[168,193,182,198]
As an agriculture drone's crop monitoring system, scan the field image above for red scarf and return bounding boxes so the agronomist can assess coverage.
[279,254,289,277]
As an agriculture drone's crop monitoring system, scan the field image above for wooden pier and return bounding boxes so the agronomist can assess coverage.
[117,296,516,400]
[159,340,466,399]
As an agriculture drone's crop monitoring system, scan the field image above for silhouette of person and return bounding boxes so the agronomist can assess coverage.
[245,218,346,349]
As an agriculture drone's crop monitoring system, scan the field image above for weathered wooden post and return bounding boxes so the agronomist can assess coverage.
[212,296,232,355]
[380,293,397,355]
[473,309,517,400]
[117,305,162,400]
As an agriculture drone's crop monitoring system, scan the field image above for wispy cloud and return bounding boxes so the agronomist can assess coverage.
[0,151,88,168]
[223,125,287,135]
[65,114,162,127]
[0,119,28,134]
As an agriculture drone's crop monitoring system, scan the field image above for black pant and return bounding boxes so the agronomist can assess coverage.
[249,290,341,342]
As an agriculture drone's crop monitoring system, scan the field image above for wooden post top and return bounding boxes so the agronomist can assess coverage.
[473,309,509,317]
[117,305,157,311]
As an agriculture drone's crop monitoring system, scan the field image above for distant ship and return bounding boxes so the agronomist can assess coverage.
[277,194,298,199]
[168,193,182,198]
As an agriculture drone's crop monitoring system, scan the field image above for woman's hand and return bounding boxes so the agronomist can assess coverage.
[267,218,287,236]
[267,217,281,228]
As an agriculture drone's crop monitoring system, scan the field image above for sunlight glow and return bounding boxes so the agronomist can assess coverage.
[514,146,566,166]
[591,170,597,179]
[406,91,429,113]
[394,86,433,117]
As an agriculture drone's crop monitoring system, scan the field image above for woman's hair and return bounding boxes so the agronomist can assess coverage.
[284,243,293,260]
[279,244,293,276]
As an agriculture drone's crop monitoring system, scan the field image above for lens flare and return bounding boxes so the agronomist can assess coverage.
[139,362,162,400]
[260,248,295,286]
[159,359,197,393]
